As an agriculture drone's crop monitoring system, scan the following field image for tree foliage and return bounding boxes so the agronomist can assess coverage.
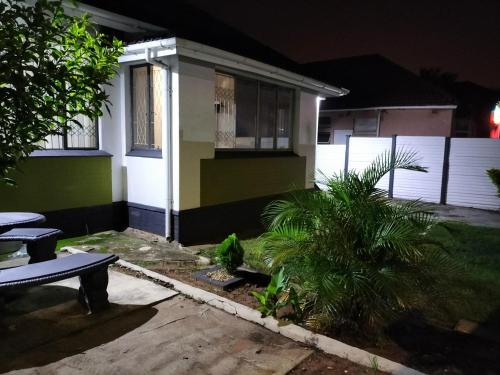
[487,168,500,198]
[261,150,458,332]
[0,0,123,184]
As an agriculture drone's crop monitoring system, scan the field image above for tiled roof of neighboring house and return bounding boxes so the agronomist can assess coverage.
[302,55,456,110]
[81,0,301,76]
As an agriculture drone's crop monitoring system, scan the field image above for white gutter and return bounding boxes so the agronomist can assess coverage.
[62,1,167,33]
[120,38,348,97]
[321,105,457,112]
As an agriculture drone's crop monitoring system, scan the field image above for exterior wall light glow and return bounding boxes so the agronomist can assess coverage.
[491,101,500,139]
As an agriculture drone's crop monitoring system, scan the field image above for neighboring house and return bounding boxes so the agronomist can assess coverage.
[444,81,500,138]
[0,2,347,244]
[301,55,457,144]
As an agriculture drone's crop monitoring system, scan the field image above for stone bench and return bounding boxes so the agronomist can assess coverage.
[0,253,119,313]
[0,228,62,263]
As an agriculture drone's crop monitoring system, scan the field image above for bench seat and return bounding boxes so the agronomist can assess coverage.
[0,228,62,242]
[0,253,119,313]
[0,228,63,264]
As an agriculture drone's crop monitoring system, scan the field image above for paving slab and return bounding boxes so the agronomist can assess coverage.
[1,272,311,375]
[0,270,177,362]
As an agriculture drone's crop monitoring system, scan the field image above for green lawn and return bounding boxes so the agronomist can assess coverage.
[421,221,500,326]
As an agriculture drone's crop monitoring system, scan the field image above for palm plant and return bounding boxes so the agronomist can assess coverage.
[261,150,456,332]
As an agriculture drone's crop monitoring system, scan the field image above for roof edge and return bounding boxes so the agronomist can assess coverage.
[121,37,349,97]
[321,105,458,112]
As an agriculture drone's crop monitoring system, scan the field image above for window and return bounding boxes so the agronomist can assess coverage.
[215,73,294,150]
[353,117,378,137]
[42,114,98,150]
[317,116,332,144]
[130,64,163,151]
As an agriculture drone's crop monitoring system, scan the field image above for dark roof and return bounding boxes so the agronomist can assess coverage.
[82,0,301,75]
[302,55,456,110]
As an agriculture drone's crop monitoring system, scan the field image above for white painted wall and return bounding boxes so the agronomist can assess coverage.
[124,156,166,208]
[296,92,320,188]
[174,57,216,211]
[447,138,500,210]
[393,136,445,203]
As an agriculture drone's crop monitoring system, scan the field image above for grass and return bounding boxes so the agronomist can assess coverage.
[419,221,500,326]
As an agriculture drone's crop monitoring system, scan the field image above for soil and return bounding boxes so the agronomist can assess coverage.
[288,352,385,375]
[150,264,266,310]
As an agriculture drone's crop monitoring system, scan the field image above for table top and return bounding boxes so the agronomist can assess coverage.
[0,212,46,230]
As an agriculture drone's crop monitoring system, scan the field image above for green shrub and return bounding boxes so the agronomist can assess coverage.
[262,150,458,332]
[487,169,500,197]
[215,233,244,273]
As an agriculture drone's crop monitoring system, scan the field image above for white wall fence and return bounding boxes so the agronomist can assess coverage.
[316,136,500,211]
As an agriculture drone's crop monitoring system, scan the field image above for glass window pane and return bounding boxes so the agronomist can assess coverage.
[353,117,378,136]
[258,83,276,149]
[215,74,236,148]
[67,114,98,149]
[151,65,163,150]
[277,88,293,149]
[132,66,149,148]
[235,78,257,149]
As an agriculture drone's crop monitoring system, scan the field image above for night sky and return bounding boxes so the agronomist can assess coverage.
[186,0,500,89]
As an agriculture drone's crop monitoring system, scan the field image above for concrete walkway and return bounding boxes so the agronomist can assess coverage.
[0,269,311,375]
[431,203,500,228]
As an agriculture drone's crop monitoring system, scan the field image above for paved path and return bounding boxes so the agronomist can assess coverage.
[0,270,311,375]
[431,204,500,229]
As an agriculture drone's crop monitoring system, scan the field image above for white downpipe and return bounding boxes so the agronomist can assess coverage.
[145,48,173,239]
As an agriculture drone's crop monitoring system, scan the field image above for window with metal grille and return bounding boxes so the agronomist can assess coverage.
[41,114,98,150]
[130,64,163,150]
[215,73,294,150]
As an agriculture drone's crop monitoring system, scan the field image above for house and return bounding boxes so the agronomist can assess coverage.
[301,55,457,144]
[443,81,500,138]
[0,1,347,244]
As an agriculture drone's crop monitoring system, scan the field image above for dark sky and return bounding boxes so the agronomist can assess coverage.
[187,0,500,89]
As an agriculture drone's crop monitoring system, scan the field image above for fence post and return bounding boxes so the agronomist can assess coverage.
[344,134,351,174]
[440,137,451,205]
[388,134,397,198]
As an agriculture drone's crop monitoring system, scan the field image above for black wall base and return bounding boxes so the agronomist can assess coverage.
[171,194,284,245]
[41,202,128,238]
[127,202,165,236]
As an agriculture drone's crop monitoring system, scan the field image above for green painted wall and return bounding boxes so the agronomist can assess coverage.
[0,157,112,212]
[200,156,306,206]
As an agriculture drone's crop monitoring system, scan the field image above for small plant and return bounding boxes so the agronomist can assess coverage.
[251,268,301,321]
[369,355,380,373]
[487,169,500,198]
[215,233,244,273]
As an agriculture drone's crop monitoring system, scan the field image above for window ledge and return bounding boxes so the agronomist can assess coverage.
[30,150,112,158]
[126,149,163,159]
[214,150,297,159]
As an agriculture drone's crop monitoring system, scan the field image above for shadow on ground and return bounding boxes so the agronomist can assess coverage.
[0,284,158,373]
[385,309,500,375]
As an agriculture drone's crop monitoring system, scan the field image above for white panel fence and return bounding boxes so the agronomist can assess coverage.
[316,136,500,211]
